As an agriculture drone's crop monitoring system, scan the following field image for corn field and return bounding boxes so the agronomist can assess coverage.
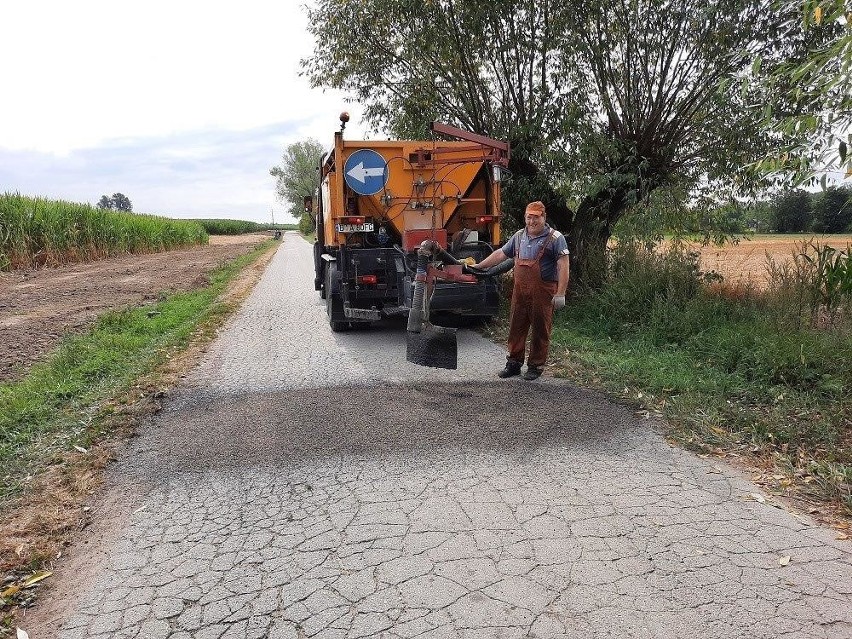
[196,219,275,235]
[0,193,208,271]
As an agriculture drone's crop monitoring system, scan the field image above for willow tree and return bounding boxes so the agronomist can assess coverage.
[303,0,828,288]
[270,139,326,221]
[754,0,851,186]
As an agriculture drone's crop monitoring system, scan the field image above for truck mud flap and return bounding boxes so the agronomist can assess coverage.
[406,325,458,370]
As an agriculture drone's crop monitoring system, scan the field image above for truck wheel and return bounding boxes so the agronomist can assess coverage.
[325,264,347,332]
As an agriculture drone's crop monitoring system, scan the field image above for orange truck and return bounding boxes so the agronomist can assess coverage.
[311,115,511,333]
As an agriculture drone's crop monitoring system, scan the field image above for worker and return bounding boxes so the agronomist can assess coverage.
[473,201,570,380]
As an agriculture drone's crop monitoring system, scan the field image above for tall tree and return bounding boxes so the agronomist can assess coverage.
[96,193,132,212]
[812,186,852,233]
[771,189,813,233]
[111,193,132,212]
[270,139,325,221]
[303,0,829,288]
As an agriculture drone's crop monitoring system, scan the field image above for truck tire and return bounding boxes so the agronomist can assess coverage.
[325,264,347,332]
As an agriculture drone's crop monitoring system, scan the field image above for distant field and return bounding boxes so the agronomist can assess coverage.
[691,234,852,288]
[0,193,208,270]
[196,219,295,235]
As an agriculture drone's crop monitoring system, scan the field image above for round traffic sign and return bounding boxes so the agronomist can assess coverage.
[344,149,389,196]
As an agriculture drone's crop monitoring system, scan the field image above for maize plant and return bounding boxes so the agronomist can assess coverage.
[0,192,208,271]
[799,241,852,315]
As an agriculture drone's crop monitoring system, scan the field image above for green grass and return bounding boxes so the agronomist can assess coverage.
[550,242,852,512]
[0,240,274,504]
[195,219,297,235]
[0,193,208,270]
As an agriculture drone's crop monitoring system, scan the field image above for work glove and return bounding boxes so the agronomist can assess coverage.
[552,295,566,310]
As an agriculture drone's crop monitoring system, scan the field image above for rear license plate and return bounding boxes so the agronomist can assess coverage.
[335,222,374,233]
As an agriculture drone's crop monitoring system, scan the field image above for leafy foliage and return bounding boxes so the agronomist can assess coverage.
[765,186,852,233]
[753,0,852,185]
[298,213,313,235]
[97,192,133,212]
[797,241,852,316]
[771,189,813,232]
[562,242,851,392]
[270,139,325,221]
[302,0,829,288]
[194,219,293,235]
[812,186,852,233]
[0,193,207,270]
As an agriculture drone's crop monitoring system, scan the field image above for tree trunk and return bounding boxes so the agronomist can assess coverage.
[566,185,634,291]
[567,200,611,291]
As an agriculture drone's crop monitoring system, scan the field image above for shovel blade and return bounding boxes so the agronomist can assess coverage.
[406,325,458,369]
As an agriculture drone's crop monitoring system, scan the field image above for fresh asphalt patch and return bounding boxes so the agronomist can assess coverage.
[126,381,630,482]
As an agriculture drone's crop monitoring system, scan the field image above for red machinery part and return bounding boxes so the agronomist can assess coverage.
[403,229,448,252]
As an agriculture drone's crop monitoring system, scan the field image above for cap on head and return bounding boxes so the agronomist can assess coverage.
[525,201,546,217]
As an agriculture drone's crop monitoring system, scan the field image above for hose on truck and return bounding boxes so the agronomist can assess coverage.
[431,242,516,277]
[465,258,515,277]
[405,240,514,334]
[396,242,514,277]
[406,242,432,334]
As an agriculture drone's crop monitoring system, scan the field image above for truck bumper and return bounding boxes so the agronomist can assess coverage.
[404,278,500,317]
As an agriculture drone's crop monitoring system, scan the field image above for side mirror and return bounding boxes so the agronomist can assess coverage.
[303,196,313,213]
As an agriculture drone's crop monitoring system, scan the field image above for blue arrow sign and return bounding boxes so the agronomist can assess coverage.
[344,149,388,196]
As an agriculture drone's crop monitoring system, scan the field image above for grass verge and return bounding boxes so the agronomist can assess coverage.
[547,242,851,526]
[0,239,275,629]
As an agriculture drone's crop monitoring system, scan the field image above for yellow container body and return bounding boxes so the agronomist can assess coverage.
[320,132,502,249]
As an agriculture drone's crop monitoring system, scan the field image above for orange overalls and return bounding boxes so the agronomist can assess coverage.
[507,230,557,368]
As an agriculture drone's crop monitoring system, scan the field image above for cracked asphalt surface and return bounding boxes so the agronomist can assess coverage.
[51,233,852,638]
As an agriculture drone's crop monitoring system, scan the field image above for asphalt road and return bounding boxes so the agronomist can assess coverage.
[47,233,852,638]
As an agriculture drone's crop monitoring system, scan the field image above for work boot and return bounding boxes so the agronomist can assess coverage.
[497,362,522,378]
[522,366,543,381]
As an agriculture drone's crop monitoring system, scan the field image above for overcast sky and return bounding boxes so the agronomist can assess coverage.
[0,1,368,224]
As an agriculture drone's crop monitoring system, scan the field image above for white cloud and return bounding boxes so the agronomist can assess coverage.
[1,122,322,223]
[0,0,370,223]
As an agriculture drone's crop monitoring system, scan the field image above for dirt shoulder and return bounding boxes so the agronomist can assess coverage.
[1,234,280,635]
[0,234,270,383]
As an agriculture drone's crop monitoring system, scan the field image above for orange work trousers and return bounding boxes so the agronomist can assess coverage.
[507,257,557,368]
